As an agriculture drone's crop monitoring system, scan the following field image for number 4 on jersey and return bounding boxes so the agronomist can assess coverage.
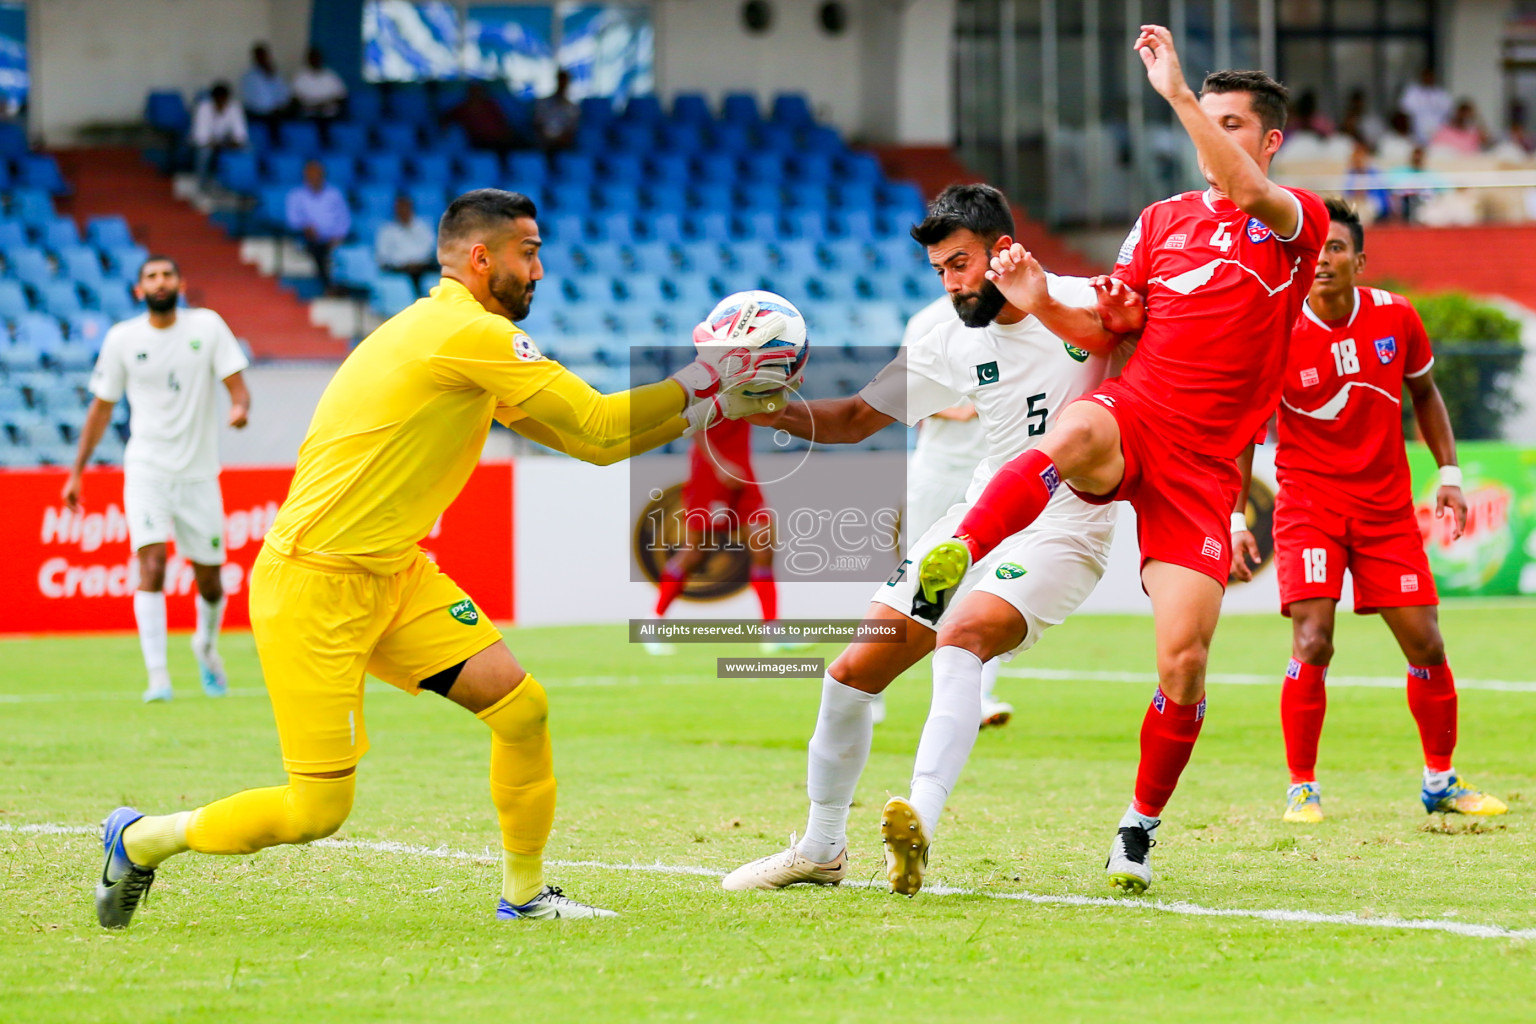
[1208,222,1234,252]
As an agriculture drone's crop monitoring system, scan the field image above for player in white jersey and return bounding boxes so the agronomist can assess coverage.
[897,296,1010,728]
[63,256,251,702]
[722,185,1143,895]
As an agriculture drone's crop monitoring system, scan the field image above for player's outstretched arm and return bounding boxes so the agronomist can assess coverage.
[61,397,115,511]
[988,247,1133,354]
[1134,24,1298,238]
[1406,367,1468,539]
[505,409,687,466]
[223,371,250,429]
[752,394,895,445]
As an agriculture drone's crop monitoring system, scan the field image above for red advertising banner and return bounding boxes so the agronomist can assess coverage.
[0,462,514,633]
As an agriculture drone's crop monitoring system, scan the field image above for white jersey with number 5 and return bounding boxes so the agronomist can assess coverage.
[89,308,249,480]
[860,273,1124,532]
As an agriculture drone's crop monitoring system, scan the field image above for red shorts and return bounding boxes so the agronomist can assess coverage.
[682,473,766,534]
[1067,380,1240,587]
[1273,492,1437,615]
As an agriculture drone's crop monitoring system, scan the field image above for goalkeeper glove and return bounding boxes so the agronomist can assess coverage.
[683,387,792,437]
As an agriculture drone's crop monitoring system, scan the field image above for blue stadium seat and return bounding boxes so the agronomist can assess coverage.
[246,121,272,152]
[0,341,42,371]
[734,211,780,241]
[404,185,447,223]
[0,161,17,191]
[645,153,690,188]
[625,240,674,273]
[660,123,706,155]
[690,183,733,211]
[0,219,26,250]
[709,124,751,153]
[743,153,789,184]
[0,123,25,161]
[594,213,638,245]
[19,313,65,352]
[721,93,760,124]
[318,154,356,190]
[832,209,876,239]
[7,246,55,289]
[610,123,655,152]
[456,151,501,185]
[647,212,688,245]
[42,281,85,319]
[278,121,323,156]
[622,95,664,123]
[553,152,597,183]
[42,217,81,251]
[385,88,433,125]
[834,182,880,211]
[555,308,611,338]
[689,211,731,243]
[573,123,607,151]
[735,185,783,213]
[773,239,823,275]
[643,183,688,214]
[96,283,141,321]
[601,153,644,182]
[823,237,872,272]
[0,279,31,319]
[671,93,711,123]
[505,152,548,189]
[264,152,307,187]
[352,183,396,220]
[596,183,641,211]
[669,275,719,311]
[326,122,369,154]
[578,97,614,128]
[755,125,800,154]
[838,151,884,183]
[360,151,405,184]
[695,153,739,184]
[69,312,113,346]
[793,153,835,184]
[575,242,626,278]
[543,213,586,243]
[786,183,831,210]
[86,216,134,251]
[215,150,260,194]
[434,124,470,155]
[618,273,667,305]
[0,387,27,415]
[103,244,148,277]
[375,123,420,153]
[872,234,925,270]
[349,86,384,123]
[332,244,380,291]
[60,247,106,289]
[772,93,815,126]
[9,188,54,228]
[537,244,579,279]
[547,182,593,211]
[783,209,829,240]
[145,91,191,135]
[369,274,417,317]
[410,153,454,184]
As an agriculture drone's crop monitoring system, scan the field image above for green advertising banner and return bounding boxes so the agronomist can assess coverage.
[1407,442,1536,596]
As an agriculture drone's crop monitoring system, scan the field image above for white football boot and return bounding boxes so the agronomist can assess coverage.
[721,833,847,891]
[1105,822,1157,893]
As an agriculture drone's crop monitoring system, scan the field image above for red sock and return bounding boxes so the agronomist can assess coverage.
[1281,658,1329,784]
[750,566,777,622]
[1132,689,1206,817]
[955,448,1061,560]
[655,565,687,616]
[1407,662,1457,772]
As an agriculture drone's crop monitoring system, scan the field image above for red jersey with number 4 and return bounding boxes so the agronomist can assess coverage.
[1275,286,1433,521]
[1112,187,1329,459]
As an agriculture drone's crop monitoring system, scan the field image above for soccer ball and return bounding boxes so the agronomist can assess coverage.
[698,289,810,396]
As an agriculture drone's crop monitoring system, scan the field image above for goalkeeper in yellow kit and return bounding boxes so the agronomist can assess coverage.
[95,190,797,926]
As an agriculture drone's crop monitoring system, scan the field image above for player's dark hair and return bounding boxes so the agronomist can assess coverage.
[1324,197,1365,254]
[138,254,180,278]
[910,183,1016,248]
[1201,70,1289,134]
[438,188,538,247]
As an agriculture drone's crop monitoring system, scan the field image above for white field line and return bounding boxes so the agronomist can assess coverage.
[8,822,1533,942]
[0,676,712,704]
[1001,666,1536,693]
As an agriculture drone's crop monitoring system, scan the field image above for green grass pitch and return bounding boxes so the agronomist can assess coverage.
[2,605,1534,1022]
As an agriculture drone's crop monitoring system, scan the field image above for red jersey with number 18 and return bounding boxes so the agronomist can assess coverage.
[1112,187,1329,459]
[1275,286,1434,521]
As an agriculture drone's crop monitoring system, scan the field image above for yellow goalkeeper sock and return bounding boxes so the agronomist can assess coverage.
[122,811,193,868]
[183,772,356,856]
[479,674,556,906]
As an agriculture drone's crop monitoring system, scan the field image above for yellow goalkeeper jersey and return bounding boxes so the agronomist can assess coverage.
[264,277,563,575]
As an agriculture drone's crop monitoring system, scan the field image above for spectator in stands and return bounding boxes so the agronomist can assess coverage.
[1400,67,1453,144]
[534,70,579,151]
[1290,90,1334,137]
[445,82,519,154]
[291,47,348,120]
[241,43,291,129]
[1339,88,1385,149]
[286,160,350,296]
[1505,99,1536,155]
[1431,99,1489,155]
[1342,140,1392,222]
[190,82,248,189]
[374,194,437,295]
[1389,146,1449,222]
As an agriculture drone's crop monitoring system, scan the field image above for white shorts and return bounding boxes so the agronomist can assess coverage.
[873,506,1110,659]
[904,460,974,544]
[124,473,227,565]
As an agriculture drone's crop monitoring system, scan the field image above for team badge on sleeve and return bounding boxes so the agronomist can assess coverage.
[1245,218,1273,243]
[1116,220,1141,265]
[1374,336,1397,364]
[512,332,544,362]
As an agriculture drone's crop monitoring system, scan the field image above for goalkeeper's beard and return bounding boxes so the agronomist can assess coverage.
[951,281,1007,328]
[490,268,533,321]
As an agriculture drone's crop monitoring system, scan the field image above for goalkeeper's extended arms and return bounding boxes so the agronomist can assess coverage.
[515,365,687,448]
[506,410,689,466]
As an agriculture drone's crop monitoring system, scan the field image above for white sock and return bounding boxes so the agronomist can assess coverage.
[1118,802,1161,835]
[979,656,1001,704]
[799,672,877,863]
[908,646,984,835]
[133,589,169,685]
[193,593,227,659]
[1424,767,1455,792]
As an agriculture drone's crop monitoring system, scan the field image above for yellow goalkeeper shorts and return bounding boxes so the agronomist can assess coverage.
[249,546,503,773]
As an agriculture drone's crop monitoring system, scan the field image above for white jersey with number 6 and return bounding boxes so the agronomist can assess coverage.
[89,308,249,481]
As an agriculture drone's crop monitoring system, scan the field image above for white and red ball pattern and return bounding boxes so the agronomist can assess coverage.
[698,289,810,395]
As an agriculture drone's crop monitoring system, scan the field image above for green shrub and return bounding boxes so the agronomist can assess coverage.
[1403,290,1524,440]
